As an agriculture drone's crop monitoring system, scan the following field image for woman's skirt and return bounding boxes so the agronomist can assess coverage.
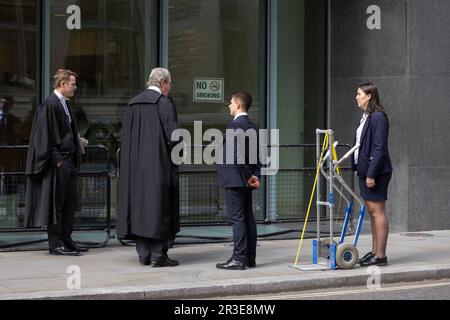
[358,173,392,201]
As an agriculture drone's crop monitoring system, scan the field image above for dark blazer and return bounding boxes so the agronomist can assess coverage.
[0,111,21,145]
[217,115,261,188]
[351,111,393,178]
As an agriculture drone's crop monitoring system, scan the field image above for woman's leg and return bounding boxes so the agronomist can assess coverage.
[370,214,377,255]
[365,200,389,258]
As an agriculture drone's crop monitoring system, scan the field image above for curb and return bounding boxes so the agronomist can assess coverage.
[3,265,450,300]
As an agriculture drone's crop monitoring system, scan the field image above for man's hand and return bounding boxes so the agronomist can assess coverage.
[57,161,63,168]
[247,176,260,189]
[79,137,89,147]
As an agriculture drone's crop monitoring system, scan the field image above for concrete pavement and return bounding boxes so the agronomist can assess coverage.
[1,230,450,300]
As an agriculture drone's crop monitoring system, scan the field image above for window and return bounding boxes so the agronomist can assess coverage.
[0,0,38,148]
[49,0,158,155]
[169,0,262,133]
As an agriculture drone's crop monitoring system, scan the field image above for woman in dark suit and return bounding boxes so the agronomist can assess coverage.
[352,83,393,267]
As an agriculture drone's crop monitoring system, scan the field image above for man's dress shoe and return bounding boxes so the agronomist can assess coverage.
[151,257,179,267]
[49,246,80,256]
[360,256,388,267]
[139,257,151,266]
[64,238,89,252]
[216,259,246,270]
[246,260,256,268]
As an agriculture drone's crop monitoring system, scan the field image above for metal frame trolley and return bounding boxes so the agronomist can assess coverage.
[292,129,365,271]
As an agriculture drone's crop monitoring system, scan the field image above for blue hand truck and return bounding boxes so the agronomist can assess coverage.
[292,129,366,271]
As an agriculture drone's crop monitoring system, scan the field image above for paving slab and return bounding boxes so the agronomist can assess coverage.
[0,231,450,299]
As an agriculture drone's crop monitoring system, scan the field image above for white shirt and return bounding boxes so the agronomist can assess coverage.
[148,86,162,95]
[54,90,72,124]
[234,112,248,121]
[0,111,5,124]
[354,113,368,164]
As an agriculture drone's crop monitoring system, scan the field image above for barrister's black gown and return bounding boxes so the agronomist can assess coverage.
[24,93,80,227]
[116,90,180,241]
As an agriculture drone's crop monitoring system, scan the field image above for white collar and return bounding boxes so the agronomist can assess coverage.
[234,112,248,121]
[360,112,368,122]
[148,86,162,95]
[54,89,69,101]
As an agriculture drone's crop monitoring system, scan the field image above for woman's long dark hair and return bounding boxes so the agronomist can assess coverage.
[358,83,389,124]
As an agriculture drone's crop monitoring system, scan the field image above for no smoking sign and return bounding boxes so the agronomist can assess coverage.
[193,78,224,103]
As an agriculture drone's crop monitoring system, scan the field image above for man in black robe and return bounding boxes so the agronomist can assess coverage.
[117,68,180,267]
[24,69,89,256]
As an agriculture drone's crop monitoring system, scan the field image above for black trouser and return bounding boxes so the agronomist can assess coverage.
[136,236,169,263]
[225,187,257,263]
[47,158,78,250]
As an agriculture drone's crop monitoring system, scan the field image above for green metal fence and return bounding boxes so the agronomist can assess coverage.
[1,144,354,248]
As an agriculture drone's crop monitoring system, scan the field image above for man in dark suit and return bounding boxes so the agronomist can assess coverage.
[0,95,22,145]
[25,69,89,256]
[217,91,261,270]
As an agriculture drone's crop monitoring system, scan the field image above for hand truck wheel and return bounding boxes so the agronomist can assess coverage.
[336,243,359,269]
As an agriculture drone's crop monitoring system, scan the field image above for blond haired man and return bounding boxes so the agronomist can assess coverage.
[25,69,89,256]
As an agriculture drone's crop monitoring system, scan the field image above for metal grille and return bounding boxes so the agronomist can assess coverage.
[1,144,355,234]
[178,169,265,225]
[0,146,111,237]
[76,146,111,229]
[266,144,354,222]
[267,167,354,222]
[0,173,26,229]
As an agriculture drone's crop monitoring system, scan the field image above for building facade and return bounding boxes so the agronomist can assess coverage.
[0,0,448,232]
[331,0,450,231]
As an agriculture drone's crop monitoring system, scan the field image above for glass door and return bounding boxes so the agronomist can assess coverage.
[167,0,266,224]
[268,0,326,222]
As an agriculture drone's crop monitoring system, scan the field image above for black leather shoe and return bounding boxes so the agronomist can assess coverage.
[246,260,256,268]
[151,258,179,267]
[358,252,375,264]
[216,259,245,270]
[218,257,233,266]
[139,257,151,266]
[64,238,89,253]
[360,256,388,267]
[166,257,179,265]
[49,246,80,256]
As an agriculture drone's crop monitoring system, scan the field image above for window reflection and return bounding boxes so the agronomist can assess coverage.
[169,0,261,133]
[0,0,37,225]
[0,0,37,148]
[49,0,157,158]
